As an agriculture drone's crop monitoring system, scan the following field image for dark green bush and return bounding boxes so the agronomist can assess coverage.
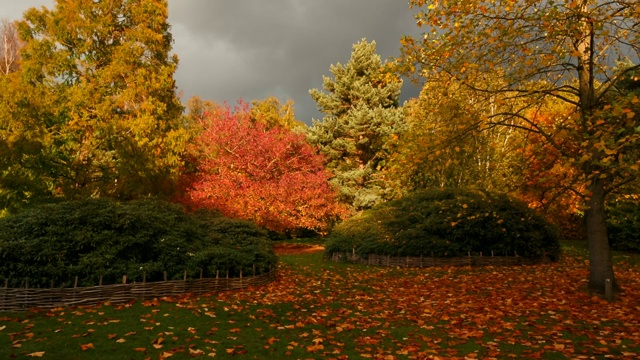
[607,198,640,253]
[325,189,561,261]
[0,199,277,288]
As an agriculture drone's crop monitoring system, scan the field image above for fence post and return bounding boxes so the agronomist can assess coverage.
[163,271,168,282]
[73,276,79,307]
[183,271,187,281]
[142,272,147,300]
[24,278,29,310]
[200,269,203,280]
[2,278,7,312]
[122,275,127,284]
[605,278,612,301]
[99,274,104,303]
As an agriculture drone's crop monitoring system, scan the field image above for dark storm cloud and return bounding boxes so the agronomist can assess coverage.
[168,0,420,123]
[2,0,421,124]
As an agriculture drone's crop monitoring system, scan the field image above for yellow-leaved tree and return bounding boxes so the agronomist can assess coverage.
[0,0,187,212]
[400,0,640,295]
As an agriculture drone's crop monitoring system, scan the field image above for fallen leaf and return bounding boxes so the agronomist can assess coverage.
[26,352,45,357]
[80,343,94,351]
[189,348,205,355]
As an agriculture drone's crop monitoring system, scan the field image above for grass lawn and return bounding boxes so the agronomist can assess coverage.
[1,241,639,359]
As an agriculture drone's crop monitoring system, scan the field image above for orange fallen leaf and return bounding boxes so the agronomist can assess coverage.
[189,348,204,355]
[133,347,146,352]
[26,352,45,357]
[80,343,94,351]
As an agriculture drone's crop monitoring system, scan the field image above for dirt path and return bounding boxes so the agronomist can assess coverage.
[272,243,325,255]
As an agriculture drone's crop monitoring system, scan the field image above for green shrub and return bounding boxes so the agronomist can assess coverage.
[325,189,561,261]
[0,199,277,288]
[607,198,640,253]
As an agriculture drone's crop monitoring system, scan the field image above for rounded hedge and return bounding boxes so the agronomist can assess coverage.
[0,199,277,288]
[325,189,561,261]
[607,198,640,253]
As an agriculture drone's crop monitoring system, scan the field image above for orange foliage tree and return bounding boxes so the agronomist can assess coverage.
[182,100,348,234]
[517,103,585,239]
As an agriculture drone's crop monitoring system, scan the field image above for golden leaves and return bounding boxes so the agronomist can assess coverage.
[80,343,94,351]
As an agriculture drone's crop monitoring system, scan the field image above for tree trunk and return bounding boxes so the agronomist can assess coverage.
[584,178,617,294]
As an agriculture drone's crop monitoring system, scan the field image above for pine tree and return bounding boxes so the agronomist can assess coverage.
[307,39,405,210]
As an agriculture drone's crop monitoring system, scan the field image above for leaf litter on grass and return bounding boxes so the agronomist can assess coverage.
[1,251,639,359]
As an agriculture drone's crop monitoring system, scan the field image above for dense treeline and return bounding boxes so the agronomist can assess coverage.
[1,0,639,296]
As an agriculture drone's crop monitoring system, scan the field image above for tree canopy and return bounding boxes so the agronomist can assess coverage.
[401,0,640,294]
[0,0,187,213]
[183,100,348,235]
[307,39,406,210]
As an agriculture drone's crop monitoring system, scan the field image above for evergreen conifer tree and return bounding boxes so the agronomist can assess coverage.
[307,39,405,210]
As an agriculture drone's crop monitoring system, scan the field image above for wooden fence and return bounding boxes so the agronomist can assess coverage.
[329,252,549,268]
[0,268,277,312]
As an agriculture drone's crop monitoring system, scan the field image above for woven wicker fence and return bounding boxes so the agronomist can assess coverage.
[0,268,276,312]
[329,252,549,267]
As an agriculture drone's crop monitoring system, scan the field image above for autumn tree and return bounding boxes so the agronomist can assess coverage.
[386,72,525,197]
[184,100,347,235]
[307,39,406,211]
[401,0,640,294]
[250,96,304,130]
[0,0,187,211]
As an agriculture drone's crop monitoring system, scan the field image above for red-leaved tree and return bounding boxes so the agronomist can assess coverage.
[182,100,348,234]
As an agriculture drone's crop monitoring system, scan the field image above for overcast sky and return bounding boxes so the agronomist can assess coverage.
[1,1,420,124]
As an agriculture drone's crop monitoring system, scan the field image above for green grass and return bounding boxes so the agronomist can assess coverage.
[1,241,639,359]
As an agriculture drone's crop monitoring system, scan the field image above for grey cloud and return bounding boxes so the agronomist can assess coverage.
[3,0,421,124]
